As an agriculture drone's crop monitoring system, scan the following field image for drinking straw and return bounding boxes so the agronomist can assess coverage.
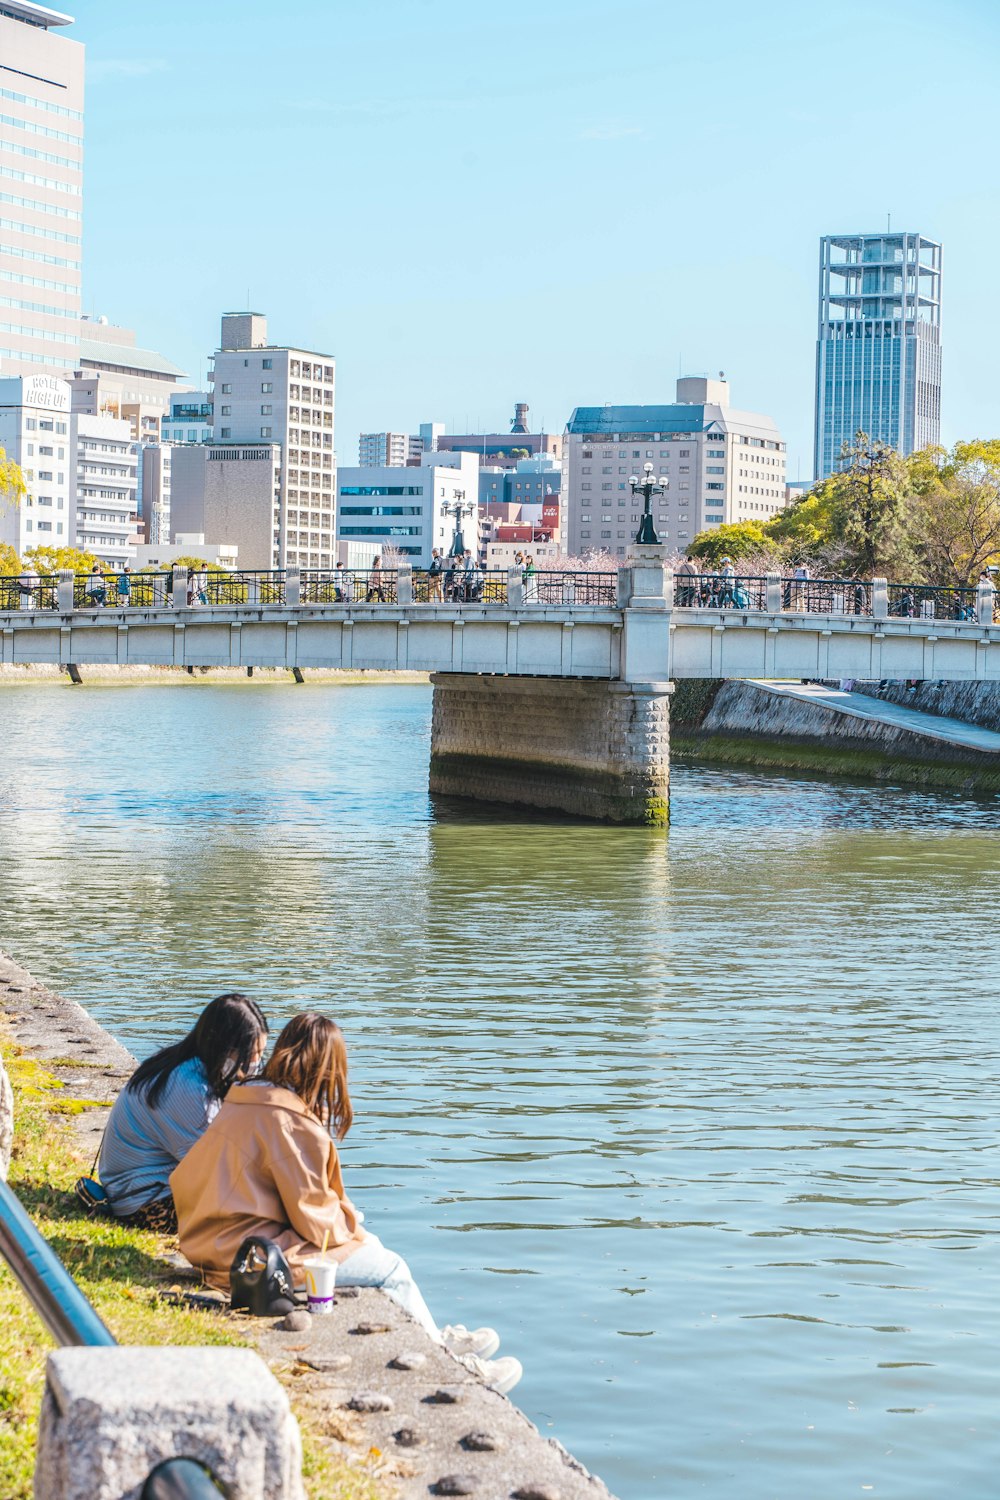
[321,1229,330,1257]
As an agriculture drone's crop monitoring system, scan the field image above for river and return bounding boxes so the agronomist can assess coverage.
[1,680,998,1499]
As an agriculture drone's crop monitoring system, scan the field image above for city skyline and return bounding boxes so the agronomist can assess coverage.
[22,0,1000,482]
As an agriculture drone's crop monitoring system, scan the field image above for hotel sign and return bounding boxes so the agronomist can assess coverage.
[24,375,70,412]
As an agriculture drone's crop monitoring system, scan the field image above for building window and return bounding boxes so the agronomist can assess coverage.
[221,383,231,393]
[262,358,272,369]
[261,382,272,393]
[261,404,272,415]
[220,427,231,438]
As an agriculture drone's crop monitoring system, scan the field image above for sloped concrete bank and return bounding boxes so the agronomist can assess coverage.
[671,679,1000,792]
[848,679,1000,733]
[0,950,616,1500]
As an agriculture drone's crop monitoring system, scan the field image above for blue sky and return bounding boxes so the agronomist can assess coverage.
[76,0,998,476]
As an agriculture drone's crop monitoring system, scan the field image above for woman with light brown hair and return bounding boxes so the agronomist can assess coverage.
[171,1012,521,1390]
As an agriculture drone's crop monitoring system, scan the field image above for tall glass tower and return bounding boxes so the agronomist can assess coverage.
[814,231,942,479]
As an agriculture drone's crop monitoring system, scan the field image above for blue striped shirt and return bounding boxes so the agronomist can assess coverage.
[99,1057,220,1216]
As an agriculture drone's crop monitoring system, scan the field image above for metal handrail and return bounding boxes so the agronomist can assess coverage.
[0,1176,116,1347]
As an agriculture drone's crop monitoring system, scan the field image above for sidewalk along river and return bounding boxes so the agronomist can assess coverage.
[0,680,998,1500]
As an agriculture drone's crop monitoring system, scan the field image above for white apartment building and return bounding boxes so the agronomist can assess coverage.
[337,451,480,567]
[162,390,212,444]
[0,4,84,377]
[563,377,787,557]
[71,412,137,564]
[0,373,71,553]
[359,430,423,467]
[209,312,335,570]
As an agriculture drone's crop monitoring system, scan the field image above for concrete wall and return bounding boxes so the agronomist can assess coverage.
[429,673,671,823]
[674,679,1000,789]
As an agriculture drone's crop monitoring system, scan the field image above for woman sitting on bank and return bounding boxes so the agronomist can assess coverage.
[170,1012,521,1391]
[100,993,269,1232]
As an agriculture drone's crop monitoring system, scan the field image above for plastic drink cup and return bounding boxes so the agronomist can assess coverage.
[304,1257,337,1314]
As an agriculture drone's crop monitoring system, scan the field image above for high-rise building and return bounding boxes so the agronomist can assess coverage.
[208,312,335,569]
[0,4,84,377]
[814,231,942,480]
[563,377,786,558]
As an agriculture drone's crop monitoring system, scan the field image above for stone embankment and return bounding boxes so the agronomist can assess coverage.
[671,678,1000,791]
[0,950,616,1500]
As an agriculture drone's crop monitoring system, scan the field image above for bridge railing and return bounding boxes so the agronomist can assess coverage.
[887,582,978,621]
[0,575,59,610]
[674,575,768,610]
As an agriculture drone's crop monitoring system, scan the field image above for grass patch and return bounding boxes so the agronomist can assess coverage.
[0,1030,390,1500]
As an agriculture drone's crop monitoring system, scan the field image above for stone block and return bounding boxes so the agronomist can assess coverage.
[34,1347,303,1500]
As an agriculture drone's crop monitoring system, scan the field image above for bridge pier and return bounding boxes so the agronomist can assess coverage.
[429,673,673,824]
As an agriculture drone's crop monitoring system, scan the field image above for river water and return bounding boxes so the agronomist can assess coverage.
[1,680,998,1499]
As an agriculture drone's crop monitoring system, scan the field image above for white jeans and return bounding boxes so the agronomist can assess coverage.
[337,1233,439,1339]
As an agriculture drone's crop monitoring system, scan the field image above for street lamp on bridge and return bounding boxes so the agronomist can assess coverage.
[628,461,668,546]
[446,493,477,557]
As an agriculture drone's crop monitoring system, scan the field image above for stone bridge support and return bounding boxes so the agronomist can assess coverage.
[429,673,673,824]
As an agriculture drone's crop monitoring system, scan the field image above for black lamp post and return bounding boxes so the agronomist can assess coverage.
[446,493,475,557]
[628,461,668,546]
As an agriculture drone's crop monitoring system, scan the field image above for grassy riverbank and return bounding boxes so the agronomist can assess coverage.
[671,732,1000,792]
[0,1026,390,1500]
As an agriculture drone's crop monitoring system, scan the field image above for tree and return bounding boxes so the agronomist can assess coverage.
[0,446,26,515]
[911,440,1000,587]
[686,521,770,566]
[0,543,20,576]
[24,545,100,575]
[835,431,912,577]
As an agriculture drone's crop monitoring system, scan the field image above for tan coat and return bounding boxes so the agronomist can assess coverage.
[169,1083,365,1290]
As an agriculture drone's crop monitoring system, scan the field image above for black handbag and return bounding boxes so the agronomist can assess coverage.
[229,1235,296,1317]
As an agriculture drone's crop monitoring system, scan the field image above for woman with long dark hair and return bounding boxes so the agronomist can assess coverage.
[100,992,268,1232]
[171,1012,522,1392]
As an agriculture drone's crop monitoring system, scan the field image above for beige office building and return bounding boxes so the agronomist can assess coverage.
[563,377,787,557]
[0,3,84,377]
[209,312,335,570]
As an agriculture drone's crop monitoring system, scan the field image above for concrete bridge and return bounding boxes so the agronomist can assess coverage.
[3,551,998,824]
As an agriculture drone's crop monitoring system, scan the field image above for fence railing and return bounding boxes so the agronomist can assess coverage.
[887,583,978,621]
[0,567,994,622]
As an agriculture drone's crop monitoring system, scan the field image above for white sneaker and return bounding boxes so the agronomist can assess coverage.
[466,1353,523,1395]
[440,1323,501,1359]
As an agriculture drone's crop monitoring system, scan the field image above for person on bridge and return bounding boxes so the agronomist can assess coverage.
[98,993,269,1233]
[170,1012,523,1393]
[117,565,131,607]
[427,548,444,602]
[365,555,386,603]
[85,563,106,608]
[675,555,698,607]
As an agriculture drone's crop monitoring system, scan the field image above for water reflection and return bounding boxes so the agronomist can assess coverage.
[1,683,999,1498]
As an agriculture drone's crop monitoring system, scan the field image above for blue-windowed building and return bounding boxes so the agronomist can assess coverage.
[814,232,942,480]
